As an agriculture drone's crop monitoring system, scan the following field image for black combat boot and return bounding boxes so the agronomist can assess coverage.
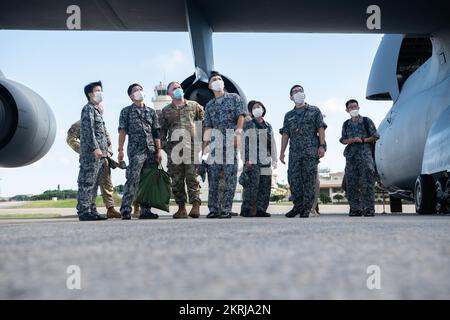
[206,212,221,219]
[349,209,363,217]
[256,210,271,217]
[219,212,232,219]
[285,208,300,218]
[79,213,107,221]
[299,211,309,218]
[121,207,132,220]
[139,207,159,219]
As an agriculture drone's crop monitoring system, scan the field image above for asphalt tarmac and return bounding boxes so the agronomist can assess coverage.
[0,209,449,299]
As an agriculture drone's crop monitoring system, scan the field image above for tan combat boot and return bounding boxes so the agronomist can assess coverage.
[106,207,121,219]
[132,203,140,218]
[189,201,201,218]
[173,204,188,219]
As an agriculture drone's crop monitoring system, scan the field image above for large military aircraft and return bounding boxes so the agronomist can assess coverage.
[0,0,449,214]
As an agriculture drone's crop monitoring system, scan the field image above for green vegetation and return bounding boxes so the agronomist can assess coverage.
[271,201,294,206]
[11,189,77,201]
[320,193,332,204]
[114,185,124,194]
[270,194,287,202]
[276,183,289,190]
[11,194,123,209]
[333,194,345,203]
[0,213,62,219]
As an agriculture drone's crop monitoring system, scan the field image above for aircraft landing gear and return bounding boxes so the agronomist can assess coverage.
[435,178,449,214]
[446,180,450,213]
[414,174,436,214]
[389,195,403,213]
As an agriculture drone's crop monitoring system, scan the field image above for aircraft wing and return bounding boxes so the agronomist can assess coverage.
[0,0,449,34]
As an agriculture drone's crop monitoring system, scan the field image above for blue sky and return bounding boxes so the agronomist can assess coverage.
[0,31,392,197]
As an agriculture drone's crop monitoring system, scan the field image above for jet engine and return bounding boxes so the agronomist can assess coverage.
[181,73,247,108]
[0,74,56,167]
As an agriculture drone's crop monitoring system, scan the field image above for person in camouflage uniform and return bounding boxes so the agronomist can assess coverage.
[203,72,248,219]
[67,107,121,219]
[240,100,277,217]
[340,99,379,217]
[217,172,238,216]
[310,174,321,216]
[160,81,204,219]
[76,81,109,221]
[118,83,162,220]
[279,85,327,218]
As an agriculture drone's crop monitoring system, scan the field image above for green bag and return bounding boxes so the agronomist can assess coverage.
[136,165,171,212]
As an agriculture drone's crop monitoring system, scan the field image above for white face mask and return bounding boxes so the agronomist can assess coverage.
[293,92,305,104]
[93,91,104,103]
[133,90,145,101]
[252,107,264,118]
[349,109,359,117]
[210,80,225,92]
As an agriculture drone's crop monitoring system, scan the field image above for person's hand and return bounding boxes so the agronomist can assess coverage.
[272,160,278,169]
[279,152,286,165]
[202,145,210,158]
[94,148,103,160]
[156,149,162,163]
[234,134,242,149]
[318,146,326,158]
[118,150,124,162]
[348,137,363,144]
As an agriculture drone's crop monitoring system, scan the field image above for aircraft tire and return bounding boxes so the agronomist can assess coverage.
[435,178,448,214]
[415,174,436,214]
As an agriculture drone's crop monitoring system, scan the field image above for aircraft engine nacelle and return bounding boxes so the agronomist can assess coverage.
[181,73,247,108]
[0,76,56,168]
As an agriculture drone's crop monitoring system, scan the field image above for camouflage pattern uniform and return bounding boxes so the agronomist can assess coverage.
[204,93,248,214]
[340,116,379,212]
[160,100,204,205]
[118,104,160,213]
[76,103,109,215]
[280,104,327,214]
[67,120,115,209]
[241,118,277,215]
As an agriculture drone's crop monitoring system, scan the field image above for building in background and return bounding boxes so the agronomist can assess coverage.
[318,169,345,203]
[152,82,172,111]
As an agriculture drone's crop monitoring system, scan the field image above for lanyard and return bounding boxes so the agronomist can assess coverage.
[294,106,308,132]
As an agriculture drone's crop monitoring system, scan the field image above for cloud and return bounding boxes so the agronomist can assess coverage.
[319,97,345,116]
[141,50,191,75]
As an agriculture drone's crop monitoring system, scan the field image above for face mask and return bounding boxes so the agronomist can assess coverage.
[293,92,305,104]
[252,107,264,118]
[210,80,225,92]
[133,90,145,101]
[93,91,104,103]
[173,88,184,100]
[349,109,359,117]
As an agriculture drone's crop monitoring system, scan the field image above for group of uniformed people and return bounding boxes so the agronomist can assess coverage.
[71,71,379,221]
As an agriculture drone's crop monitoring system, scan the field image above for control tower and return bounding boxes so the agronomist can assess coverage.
[151,81,172,111]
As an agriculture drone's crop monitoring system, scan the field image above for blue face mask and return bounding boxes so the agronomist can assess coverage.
[173,88,184,100]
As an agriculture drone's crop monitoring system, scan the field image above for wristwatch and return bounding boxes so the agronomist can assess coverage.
[319,144,327,151]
